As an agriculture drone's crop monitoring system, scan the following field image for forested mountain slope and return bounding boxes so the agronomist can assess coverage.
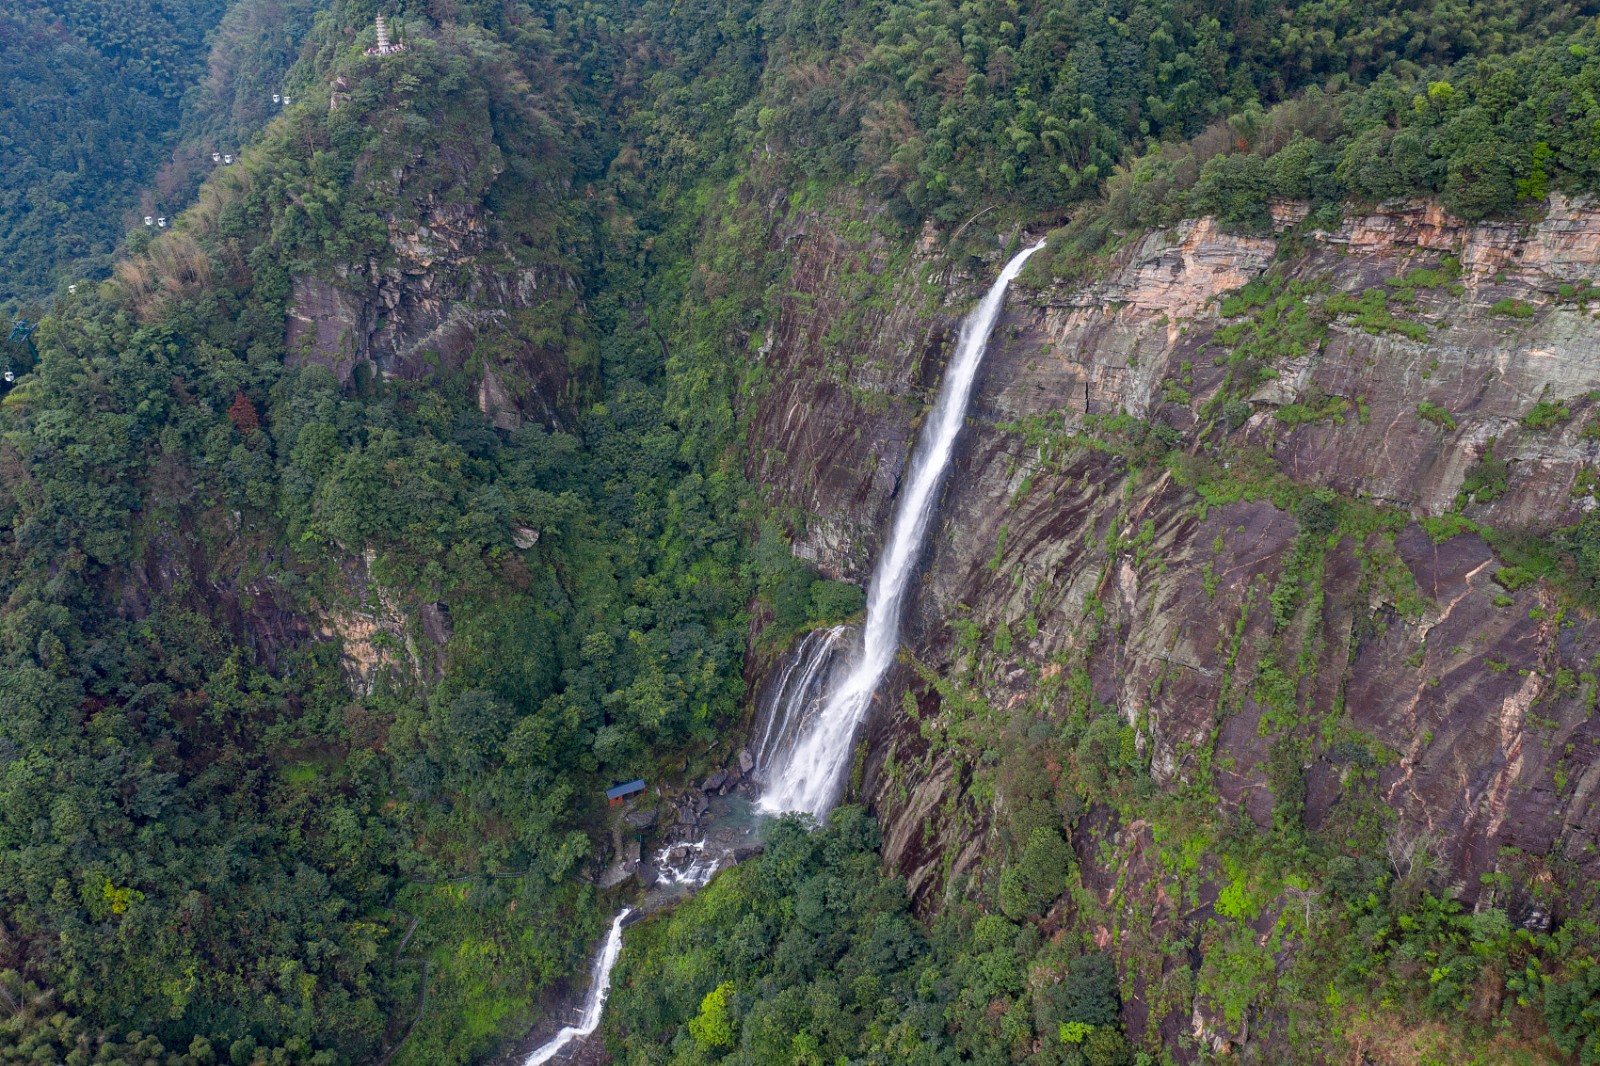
[2,0,1600,1064]
[0,0,228,304]
[0,6,760,1062]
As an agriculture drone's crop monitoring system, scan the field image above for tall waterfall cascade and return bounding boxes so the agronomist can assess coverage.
[756,239,1046,818]
[516,242,1042,1065]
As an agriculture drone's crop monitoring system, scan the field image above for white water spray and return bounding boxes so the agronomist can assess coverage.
[522,907,633,1065]
[750,624,850,775]
[759,240,1045,817]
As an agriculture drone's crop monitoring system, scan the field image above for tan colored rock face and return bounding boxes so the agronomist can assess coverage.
[1327,194,1600,284]
[1102,217,1278,323]
[747,196,1600,1052]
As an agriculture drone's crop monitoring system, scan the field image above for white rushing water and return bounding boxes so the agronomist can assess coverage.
[650,838,722,888]
[522,907,633,1066]
[758,239,1046,818]
[750,624,850,775]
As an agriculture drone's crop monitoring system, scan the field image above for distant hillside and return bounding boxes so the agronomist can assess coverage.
[0,0,273,306]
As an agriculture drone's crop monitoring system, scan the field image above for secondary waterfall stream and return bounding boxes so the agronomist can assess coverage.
[519,240,1042,1063]
[756,238,1046,817]
[523,907,631,1064]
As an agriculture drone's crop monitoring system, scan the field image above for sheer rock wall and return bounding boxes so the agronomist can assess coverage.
[746,195,1600,1052]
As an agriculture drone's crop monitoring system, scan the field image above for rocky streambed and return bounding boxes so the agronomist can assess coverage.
[500,748,771,1064]
[597,747,765,893]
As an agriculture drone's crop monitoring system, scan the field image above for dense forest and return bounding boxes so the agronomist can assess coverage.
[2,0,1600,1063]
[0,0,320,308]
[0,0,226,304]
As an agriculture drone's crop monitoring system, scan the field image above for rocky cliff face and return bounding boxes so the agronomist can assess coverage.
[743,202,1000,577]
[747,194,1600,1054]
[284,79,580,431]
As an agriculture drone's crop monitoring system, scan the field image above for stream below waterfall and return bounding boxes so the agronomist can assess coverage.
[516,239,1044,1064]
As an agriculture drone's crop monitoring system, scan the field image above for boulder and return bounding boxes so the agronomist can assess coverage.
[702,770,729,792]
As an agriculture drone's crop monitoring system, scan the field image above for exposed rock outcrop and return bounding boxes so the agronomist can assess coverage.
[743,192,989,577]
[284,85,578,426]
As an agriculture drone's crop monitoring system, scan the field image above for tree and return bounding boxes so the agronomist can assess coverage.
[688,981,736,1050]
[999,827,1072,919]
[228,392,259,434]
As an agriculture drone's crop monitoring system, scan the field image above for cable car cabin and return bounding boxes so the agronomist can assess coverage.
[605,779,646,806]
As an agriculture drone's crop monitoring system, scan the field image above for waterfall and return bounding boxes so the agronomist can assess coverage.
[514,240,1042,1064]
[750,624,851,776]
[758,240,1045,818]
[523,907,633,1065]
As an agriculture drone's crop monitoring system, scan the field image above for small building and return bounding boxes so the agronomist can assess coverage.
[605,779,646,806]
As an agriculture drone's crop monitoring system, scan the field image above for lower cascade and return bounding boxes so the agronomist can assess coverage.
[517,242,1041,1062]
[755,239,1046,818]
[522,907,632,1065]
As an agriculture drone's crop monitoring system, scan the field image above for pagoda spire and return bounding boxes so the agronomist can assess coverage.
[367,14,405,56]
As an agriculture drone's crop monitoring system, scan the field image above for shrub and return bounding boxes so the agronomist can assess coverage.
[1491,297,1536,319]
[809,579,864,623]
[1522,400,1571,430]
[1295,491,1338,536]
[1419,513,1478,542]
[1223,399,1253,429]
[1417,402,1457,430]
[1275,393,1349,426]
[1458,440,1509,503]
